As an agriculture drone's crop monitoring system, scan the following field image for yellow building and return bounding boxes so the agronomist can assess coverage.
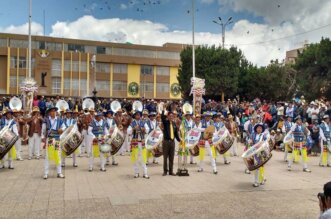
[0,33,184,99]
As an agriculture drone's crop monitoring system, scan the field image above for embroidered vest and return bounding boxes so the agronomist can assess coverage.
[293,124,305,142]
[91,119,106,138]
[320,122,331,140]
[45,117,63,140]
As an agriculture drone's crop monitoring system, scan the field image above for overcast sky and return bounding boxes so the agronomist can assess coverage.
[0,0,330,66]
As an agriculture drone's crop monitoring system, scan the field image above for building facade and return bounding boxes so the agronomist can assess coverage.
[0,33,184,99]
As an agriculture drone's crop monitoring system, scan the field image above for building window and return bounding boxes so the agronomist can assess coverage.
[113,64,127,74]
[156,66,170,76]
[52,77,61,94]
[141,82,154,93]
[72,61,79,72]
[10,76,17,87]
[96,80,110,91]
[64,78,70,90]
[141,65,153,75]
[85,46,96,54]
[46,42,62,51]
[96,62,110,73]
[156,83,169,92]
[10,40,28,48]
[157,51,180,60]
[72,79,79,90]
[52,59,61,77]
[113,80,126,91]
[68,44,85,53]
[39,41,46,49]
[80,61,87,72]
[96,46,106,54]
[80,79,87,96]
[64,60,71,71]
[0,38,7,47]
[10,57,16,68]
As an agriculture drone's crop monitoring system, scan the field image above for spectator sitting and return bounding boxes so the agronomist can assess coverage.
[319,181,331,219]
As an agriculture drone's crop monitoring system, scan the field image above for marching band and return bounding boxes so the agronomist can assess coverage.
[1,96,331,188]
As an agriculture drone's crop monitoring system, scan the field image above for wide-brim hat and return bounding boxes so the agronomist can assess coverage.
[254,123,265,133]
[3,108,13,115]
[46,106,58,113]
[132,110,142,116]
[323,115,330,119]
[95,112,104,117]
[184,111,192,116]
[143,110,149,115]
[149,112,157,117]
[32,106,40,113]
[64,110,73,114]
[195,114,201,118]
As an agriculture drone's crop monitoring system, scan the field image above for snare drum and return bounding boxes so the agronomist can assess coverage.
[60,125,84,156]
[242,141,272,171]
[0,126,19,160]
[185,128,201,150]
[213,128,234,154]
[107,127,125,155]
[145,129,164,157]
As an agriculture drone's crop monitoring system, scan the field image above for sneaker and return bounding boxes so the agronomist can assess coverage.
[134,173,139,178]
[8,166,14,169]
[143,174,150,179]
[197,168,204,172]
[112,162,118,166]
[245,169,251,174]
[253,183,259,187]
[61,164,65,168]
[28,157,32,160]
[88,168,93,172]
[57,173,65,178]
[17,157,23,161]
[213,170,218,175]
[153,160,158,164]
[43,174,48,180]
[224,161,231,165]
[287,166,291,171]
[190,161,196,164]
[260,179,267,185]
[100,168,106,172]
[303,168,311,173]
[36,156,40,160]
[73,163,78,167]
[327,164,331,167]
[319,163,325,167]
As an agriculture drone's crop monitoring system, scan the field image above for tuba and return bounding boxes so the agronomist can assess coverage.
[56,100,69,113]
[132,100,143,112]
[111,100,121,113]
[9,97,29,141]
[182,103,193,115]
[82,98,95,111]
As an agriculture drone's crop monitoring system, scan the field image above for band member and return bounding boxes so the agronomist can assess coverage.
[115,109,131,155]
[13,109,25,161]
[182,111,195,165]
[215,114,231,165]
[61,110,78,167]
[319,115,331,167]
[144,111,159,164]
[27,106,43,160]
[282,115,294,162]
[161,110,181,176]
[249,123,267,187]
[244,116,258,174]
[105,110,118,166]
[42,106,66,179]
[197,113,217,174]
[0,109,18,169]
[128,110,150,178]
[88,112,109,172]
[227,115,238,156]
[77,108,93,157]
[287,115,311,172]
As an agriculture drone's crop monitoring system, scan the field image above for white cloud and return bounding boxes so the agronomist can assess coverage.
[120,4,128,10]
[200,0,215,4]
[0,22,43,35]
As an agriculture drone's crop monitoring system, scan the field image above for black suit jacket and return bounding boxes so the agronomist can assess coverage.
[161,111,181,142]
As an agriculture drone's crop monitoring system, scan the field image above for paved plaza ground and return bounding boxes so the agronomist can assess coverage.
[0,144,329,219]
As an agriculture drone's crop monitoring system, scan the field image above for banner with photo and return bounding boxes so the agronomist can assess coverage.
[190,77,205,116]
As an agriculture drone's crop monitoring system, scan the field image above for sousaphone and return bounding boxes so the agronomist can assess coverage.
[56,100,69,112]
[132,100,143,112]
[182,103,193,115]
[82,98,95,111]
[111,100,121,113]
[9,97,22,112]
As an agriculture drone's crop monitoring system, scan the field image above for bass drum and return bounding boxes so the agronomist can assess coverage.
[242,141,272,171]
[60,125,84,156]
[185,128,201,150]
[213,128,234,154]
[108,127,125,155]
[145,129,163,157]
[189,144,199,157]
[0,126,19,160]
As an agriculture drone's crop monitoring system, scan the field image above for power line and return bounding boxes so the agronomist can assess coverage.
[228,23,331,46]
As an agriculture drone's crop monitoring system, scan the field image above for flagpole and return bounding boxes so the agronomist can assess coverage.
[28,0,32,78]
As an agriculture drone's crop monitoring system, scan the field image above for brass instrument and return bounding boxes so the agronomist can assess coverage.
[9,97,29,141]
[132,100,143,112]
[56,100,69,113]
[110,100,121,113]
[182,103,193,115]
[82,98,95,111]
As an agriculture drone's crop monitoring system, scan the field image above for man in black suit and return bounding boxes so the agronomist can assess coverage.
[161,110,181,176]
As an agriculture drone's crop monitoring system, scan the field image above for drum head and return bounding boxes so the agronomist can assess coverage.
[185,128,201,149]
[145,129,163,150]
[242,141,267,158]
[212,127,228,145]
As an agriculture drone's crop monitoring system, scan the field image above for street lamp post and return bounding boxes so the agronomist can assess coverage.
[213,16,233,49]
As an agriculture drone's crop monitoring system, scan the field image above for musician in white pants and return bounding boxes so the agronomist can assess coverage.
[88,112,109,172]
[105,110,118,166]
[42,107,66,179]
[0,109,18,169]
[27,106,43,160]
[61,110,78,167]
[13,110,24,161]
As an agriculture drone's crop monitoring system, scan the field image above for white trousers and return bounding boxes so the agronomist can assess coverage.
[133,143,147,175]
[88,147,106,170]
[29,133,41,158]
[15,139,22,159]
[231,136,238,156]
[320,139,331,165]
[0,152,13,168]
[44,145,62,175]
[199,141,217,171]
[61,153,77,166]
[288,144,308,169]
[120,134,130,154]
